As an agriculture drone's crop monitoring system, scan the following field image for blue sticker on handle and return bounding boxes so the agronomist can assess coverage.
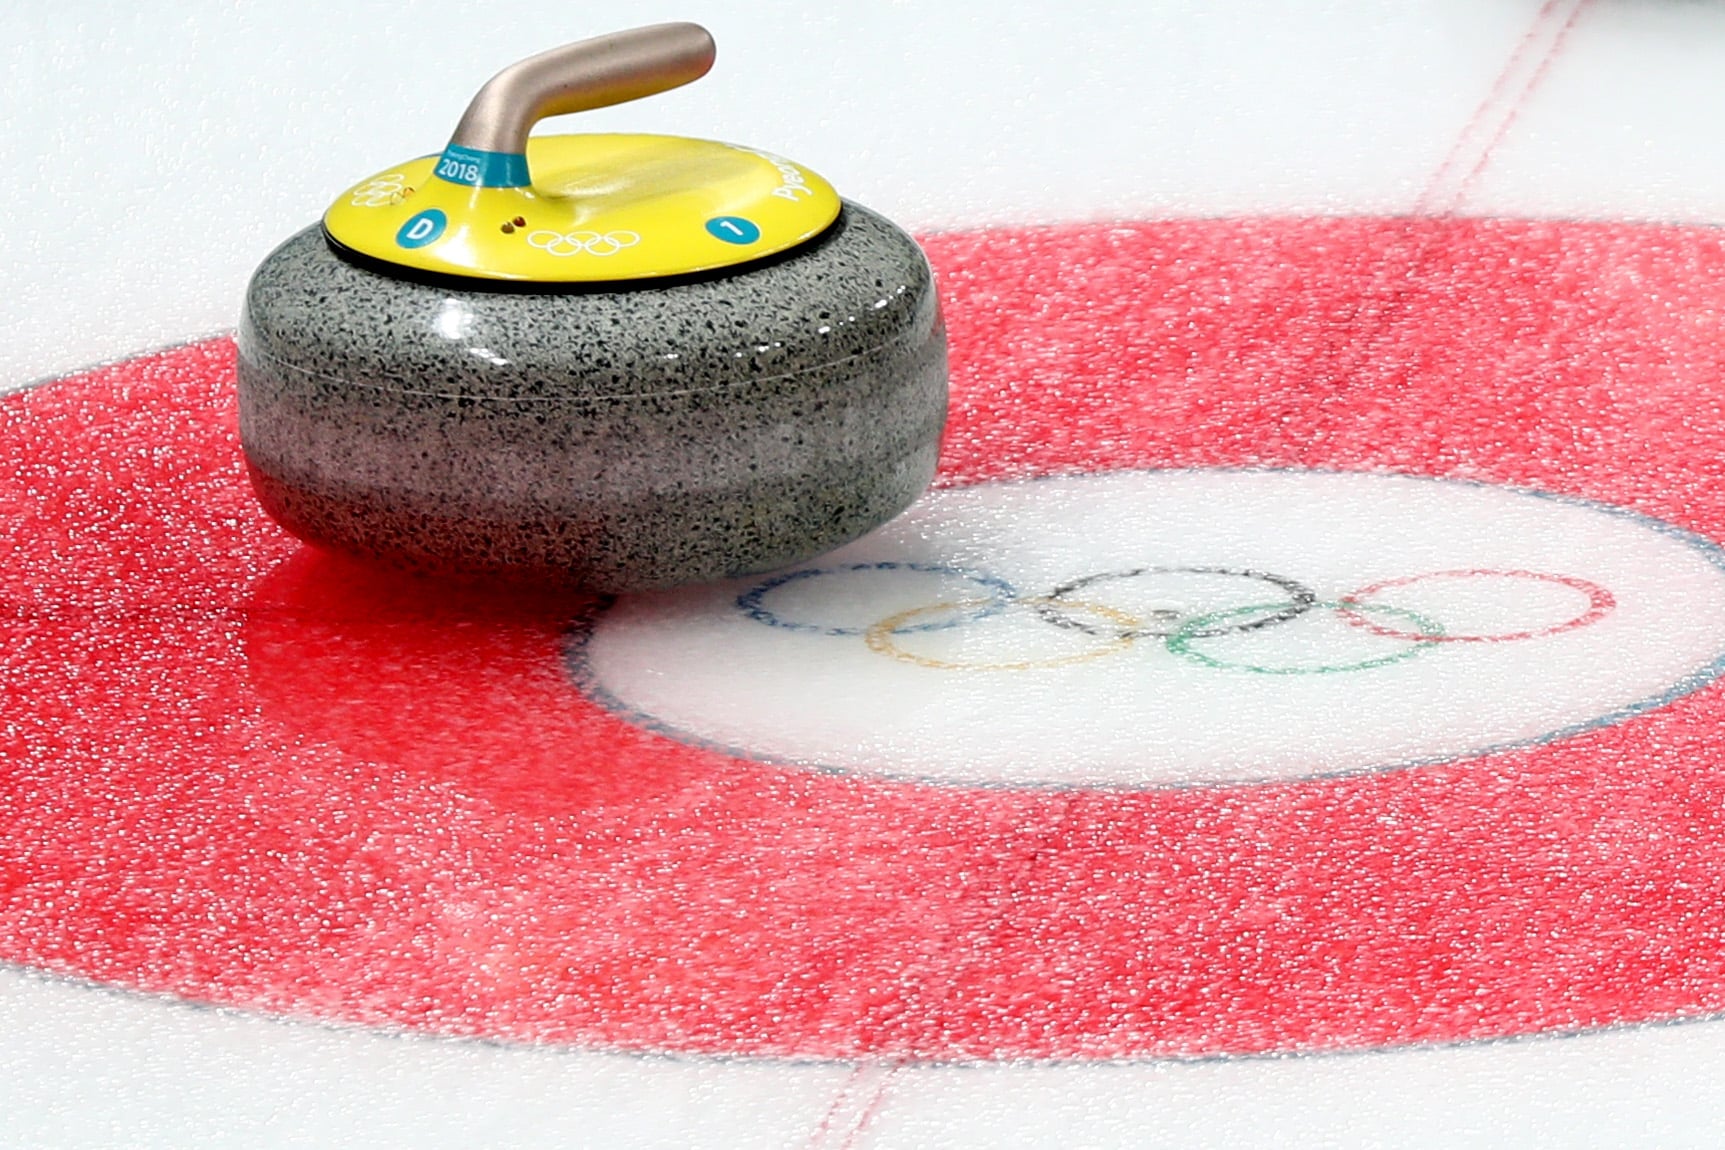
[432,146,530,188]
[396,209,448,249]
[705,216,761,245]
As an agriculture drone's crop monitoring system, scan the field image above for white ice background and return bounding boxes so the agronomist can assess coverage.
[9,0,1725,1145]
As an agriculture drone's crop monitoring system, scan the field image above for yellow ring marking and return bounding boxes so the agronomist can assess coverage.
[863,597,1142,672]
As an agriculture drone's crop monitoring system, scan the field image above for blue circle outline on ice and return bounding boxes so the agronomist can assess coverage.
[736,562,1020,637]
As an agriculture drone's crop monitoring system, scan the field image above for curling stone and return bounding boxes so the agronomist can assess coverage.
[237,23,946,590]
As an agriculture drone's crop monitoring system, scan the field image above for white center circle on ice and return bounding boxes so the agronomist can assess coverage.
[576,471,1725,787]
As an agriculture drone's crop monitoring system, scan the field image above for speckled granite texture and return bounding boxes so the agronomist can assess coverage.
[237,203,947,589]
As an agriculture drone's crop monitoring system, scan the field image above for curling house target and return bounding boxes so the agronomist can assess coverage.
[9,216,1725,1063]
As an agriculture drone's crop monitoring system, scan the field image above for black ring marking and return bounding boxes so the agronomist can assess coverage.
[1037,566,1318,640]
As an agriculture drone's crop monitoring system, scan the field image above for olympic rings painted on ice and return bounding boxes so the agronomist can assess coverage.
[738,562,1019,636]
[865,597,1140,671]
[735,563,1617,674]
[1167,601,1446,675]
[526,229,642,257]
[1337,569,1616,643]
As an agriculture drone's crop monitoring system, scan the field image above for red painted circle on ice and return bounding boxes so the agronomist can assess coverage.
[8,218,1725,1061]
[1336,568,1618,644]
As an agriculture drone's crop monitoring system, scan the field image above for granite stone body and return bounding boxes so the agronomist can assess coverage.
[237,204,947,590]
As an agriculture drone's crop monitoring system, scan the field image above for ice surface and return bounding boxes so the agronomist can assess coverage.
[589,470,1725,786]
[12,0,1725,1145]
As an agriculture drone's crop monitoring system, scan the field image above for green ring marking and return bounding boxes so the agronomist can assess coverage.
[1166,600,1446,675]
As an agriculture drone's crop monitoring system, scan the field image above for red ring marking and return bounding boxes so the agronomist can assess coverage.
[1337,568,1616,643]
[9,218,1725,1063]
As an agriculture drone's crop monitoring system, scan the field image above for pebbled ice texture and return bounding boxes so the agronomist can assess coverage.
[9,218,1725,1061]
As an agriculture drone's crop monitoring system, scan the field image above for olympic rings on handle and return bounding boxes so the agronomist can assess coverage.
[865,597,1141,672]
[1039,566,1318,640]
[349,173,409,207]
[1167,601,1446,675]
[737,562,1019,637]
[1336,569,1615,643]
[526,230,642,257]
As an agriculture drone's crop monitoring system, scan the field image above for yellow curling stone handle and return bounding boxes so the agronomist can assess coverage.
[322,23,842,284]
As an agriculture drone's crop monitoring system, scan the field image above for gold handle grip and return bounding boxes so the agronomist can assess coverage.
[447,23,716,159]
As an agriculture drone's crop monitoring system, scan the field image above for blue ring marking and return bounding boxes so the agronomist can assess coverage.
[394,209,447,249]
[432,145,530,188]
[736,562,1018,637]
[705,216,762,245]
